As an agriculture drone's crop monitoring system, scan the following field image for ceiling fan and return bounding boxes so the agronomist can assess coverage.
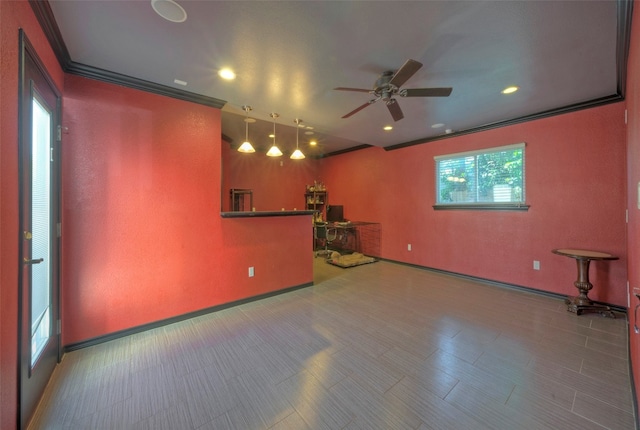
[334,59,452,121]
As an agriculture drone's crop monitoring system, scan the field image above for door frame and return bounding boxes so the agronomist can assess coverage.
[17,29,62,429]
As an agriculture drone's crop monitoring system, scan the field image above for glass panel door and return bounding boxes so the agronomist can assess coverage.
[19,30,61,429]
[30,95,52,367]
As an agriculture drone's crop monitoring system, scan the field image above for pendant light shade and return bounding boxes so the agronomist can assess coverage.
[238,141,255,153]
[237,105,256,153]
[290,118,305,159]
[266,144,283,157]
[290,149,305,159]
[267,113,283,157]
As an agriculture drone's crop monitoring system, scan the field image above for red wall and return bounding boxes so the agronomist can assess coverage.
[626,0,640,416]
[62,75,313,344]
[319,103,627,306]
[1,0,638,427]
[0,1,65,428]
[222,141,318,212]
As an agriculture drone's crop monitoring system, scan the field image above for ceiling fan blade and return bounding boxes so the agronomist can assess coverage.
[342,99,377,118]
[334,87,372,93]
[386,99,404,121]
[389,59,423,88]
[402,87,453,97]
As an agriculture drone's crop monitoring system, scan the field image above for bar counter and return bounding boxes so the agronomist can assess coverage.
[221,210,315,218]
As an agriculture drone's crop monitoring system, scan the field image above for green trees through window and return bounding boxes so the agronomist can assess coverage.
[435,143,525,205]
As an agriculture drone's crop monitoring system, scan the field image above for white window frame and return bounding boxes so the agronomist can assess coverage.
[434,142,528,211]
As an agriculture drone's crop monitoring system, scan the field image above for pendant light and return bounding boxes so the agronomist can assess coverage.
[290,118,305,159]
[237,105,256,153]
[266,113,283,157]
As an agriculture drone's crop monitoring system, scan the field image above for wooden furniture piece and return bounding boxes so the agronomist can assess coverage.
[552,248,618,317]
[230,188,253,212]
[305,190,327,221]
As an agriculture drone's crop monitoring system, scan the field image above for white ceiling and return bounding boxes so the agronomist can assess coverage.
[45,0,626,157]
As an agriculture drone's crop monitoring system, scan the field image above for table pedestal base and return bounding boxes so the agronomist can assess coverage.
[552,249,619,319]
[564,296,615,318]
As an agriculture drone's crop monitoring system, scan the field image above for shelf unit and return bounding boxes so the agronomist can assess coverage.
[305,190,327,221]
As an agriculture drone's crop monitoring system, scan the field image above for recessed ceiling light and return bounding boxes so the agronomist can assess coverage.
[309,140,317,146]
[305,126,314,130]
[304,131,314,135]
[383,125,393,131]
[218,68,236,80]
[502,86,519,94]
[244,117,256,123]
[431,123,445,128]
[151,0,187,23]
[173,79,187,86]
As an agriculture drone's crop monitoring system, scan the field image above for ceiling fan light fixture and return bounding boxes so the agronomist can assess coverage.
[151,0,187,23]
[291,118,305,159]
[237,106,256,153]
[267,113,283,157]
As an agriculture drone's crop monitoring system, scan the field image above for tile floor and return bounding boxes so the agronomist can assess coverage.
[29,258,636,429]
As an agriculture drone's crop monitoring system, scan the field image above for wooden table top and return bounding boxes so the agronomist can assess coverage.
[552,248,618,260]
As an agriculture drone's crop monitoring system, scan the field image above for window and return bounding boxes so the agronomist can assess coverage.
[434,143,526,209]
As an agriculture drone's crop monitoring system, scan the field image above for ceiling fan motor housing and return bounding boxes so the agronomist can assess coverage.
[375,71,396,100]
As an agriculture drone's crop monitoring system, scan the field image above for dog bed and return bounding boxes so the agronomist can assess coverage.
[327,251,376,268]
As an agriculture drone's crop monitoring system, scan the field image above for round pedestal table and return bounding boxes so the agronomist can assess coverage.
[552,248,618,318]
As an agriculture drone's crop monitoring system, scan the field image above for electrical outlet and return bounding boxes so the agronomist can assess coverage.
[248,267,254,277]
[407,244,412,251]
[533,260,540,270]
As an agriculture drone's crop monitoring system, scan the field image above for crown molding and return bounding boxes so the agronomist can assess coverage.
[28,0,226,109]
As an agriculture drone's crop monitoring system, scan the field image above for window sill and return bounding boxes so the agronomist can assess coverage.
[433,203,530,211]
